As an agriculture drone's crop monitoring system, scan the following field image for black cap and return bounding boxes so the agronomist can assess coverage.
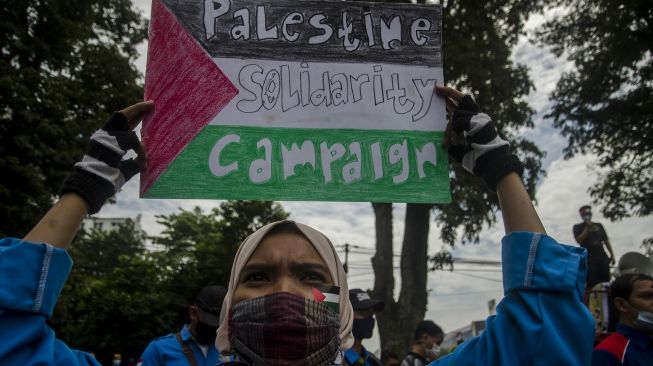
[349,288,384,312]
[194,285,227,327]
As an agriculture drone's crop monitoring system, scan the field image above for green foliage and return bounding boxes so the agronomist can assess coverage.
[434,0,547,245]
[0,0,148,238]
[537,0,652,220]
[53,201,288,363]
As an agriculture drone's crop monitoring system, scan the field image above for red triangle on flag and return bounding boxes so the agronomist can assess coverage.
[141,0,238,195]
[312,287,327,302]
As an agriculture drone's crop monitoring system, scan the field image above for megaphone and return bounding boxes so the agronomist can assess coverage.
[616,252,653,276]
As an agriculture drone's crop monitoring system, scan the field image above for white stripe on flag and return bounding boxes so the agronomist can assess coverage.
[323,293,339,303]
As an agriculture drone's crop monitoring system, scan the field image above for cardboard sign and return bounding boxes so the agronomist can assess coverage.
[142,0,450,203]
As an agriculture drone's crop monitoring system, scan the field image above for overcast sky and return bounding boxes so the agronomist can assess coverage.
[106,0,653,352]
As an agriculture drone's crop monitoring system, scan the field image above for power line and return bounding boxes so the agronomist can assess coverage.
[431,290,499,296]
[347,271,375,278]
[448,271,502,283]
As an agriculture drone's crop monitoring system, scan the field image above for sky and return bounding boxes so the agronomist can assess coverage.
[104,0,653,353]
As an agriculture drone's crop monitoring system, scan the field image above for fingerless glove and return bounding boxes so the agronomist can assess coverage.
[448,95,524,190]
[60,112,141,214]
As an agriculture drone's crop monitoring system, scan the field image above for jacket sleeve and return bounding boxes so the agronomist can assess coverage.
[430,232,595,366]
[0,237,101,366]
[139,340,163,366]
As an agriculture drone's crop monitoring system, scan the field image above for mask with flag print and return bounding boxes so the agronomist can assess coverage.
[228,289,341,366]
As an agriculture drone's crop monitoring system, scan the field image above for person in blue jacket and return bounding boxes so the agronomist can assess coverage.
[425,86,596,365]
[0,101,153,366]
[591,273,653,365]
[139,285,227,366]
[0,84,596,366]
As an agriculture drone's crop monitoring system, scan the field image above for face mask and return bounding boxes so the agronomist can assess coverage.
[112,361,120,366]
[193,320,219,345]
[633,310,653,333]
[624,300,653,334]
[352,316,375,339]
[229,292,341,366]
[582,214,591,221]
[424,344,440,359]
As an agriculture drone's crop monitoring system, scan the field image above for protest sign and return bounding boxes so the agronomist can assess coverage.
[142,0,449,203]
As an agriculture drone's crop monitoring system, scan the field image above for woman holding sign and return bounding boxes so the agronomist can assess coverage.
[0,86,593,366]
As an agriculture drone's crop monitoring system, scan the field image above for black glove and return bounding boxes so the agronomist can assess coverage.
[447,95,524,190]
[60,112,142,214]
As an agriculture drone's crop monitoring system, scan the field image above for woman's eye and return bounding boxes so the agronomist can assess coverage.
[302,272,327,284]
[243,272,268,283]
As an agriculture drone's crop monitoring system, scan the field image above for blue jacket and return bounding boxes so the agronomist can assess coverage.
[343,346,381,366]
[0,238,100,366]
[430,232,595,366]
[592,323,653,366]
[139,324,223,366]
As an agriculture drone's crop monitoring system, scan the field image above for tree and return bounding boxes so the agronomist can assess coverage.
[370,0,546,355]
[536,0,652,221]
[0,0,148,238]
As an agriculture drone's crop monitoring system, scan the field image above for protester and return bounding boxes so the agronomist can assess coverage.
[214,220,353,365]
[381,351,401,366]
[343,289,385,366]
[573,205,616,288]
[455,332,464,346]
[592,273,653,365]
[0,84,597,365]
[139,285,227,366]
[0,102,152,366]
[400,320,443,365]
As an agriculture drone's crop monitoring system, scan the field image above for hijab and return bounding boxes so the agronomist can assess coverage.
[216,220,354,353]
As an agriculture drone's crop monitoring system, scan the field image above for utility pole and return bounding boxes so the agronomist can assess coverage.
[344,243,350,273]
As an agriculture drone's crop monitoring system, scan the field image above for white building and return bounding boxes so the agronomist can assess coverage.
[80,215,143,234]
[440,320,486,352]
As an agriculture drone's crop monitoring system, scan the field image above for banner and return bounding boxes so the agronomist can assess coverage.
[142,0,449,203]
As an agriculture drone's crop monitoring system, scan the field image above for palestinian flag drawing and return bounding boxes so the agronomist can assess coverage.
[313,285,340,313]
[141,0,449,203]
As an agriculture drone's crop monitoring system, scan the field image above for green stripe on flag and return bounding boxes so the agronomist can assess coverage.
[144,125,450,203]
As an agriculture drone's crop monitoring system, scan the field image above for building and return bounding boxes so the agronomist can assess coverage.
[80,215,143,234]
[440,320,486,353]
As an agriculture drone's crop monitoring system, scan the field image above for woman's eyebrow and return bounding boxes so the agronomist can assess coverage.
[240,263,277,273]
[288,262,330,273]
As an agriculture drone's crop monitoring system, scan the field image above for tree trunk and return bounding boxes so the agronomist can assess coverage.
[373,203,432,356]
[371,203,396,350]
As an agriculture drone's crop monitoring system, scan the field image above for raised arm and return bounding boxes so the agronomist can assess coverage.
[23,193,90,249]
[0,101,153,366]
[436,85,544,234]
[496,173,545,234]
[430,86,594,366]
[23,101,153,249]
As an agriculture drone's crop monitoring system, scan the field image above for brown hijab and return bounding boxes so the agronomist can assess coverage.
[216,220,354,353]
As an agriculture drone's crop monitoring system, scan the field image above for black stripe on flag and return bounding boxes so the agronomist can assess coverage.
[162,0,442,67]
